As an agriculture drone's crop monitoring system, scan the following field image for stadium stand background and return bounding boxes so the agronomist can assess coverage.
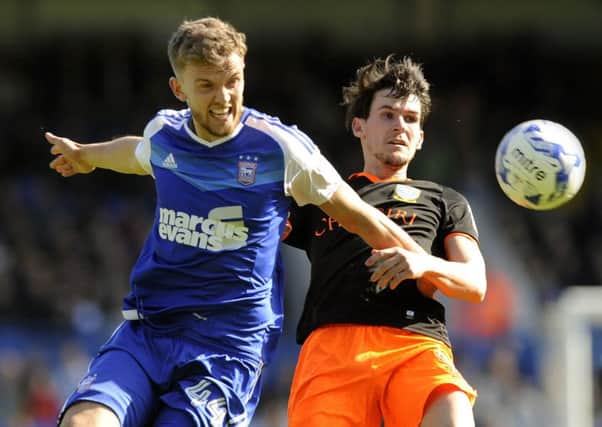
[0,1,601,425]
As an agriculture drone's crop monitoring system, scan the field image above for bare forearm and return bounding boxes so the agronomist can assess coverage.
[81,136,146,175]
[359,206,423,251]
[320,182,421,251]
[367,236,487,303]
[318,182,487,302]
[422,257,486,302]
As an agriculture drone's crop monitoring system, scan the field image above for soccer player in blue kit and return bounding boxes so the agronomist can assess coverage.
[45,17,423,427]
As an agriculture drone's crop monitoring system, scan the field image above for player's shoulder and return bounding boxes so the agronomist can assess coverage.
[242,107,307,135]
[410,179,461,195]
[409,179,471,205]
[153,108,190,127]
[243,107,285,125]
[144,108,190,138]
[241,107,316,153]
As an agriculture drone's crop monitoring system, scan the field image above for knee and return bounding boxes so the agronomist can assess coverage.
[60,401,120,427]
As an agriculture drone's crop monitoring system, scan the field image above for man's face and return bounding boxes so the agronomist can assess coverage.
[353,89,424,171]
[170,52,245,141]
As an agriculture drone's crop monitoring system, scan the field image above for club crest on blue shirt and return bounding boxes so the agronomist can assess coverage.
[238,155,258,185]
[393,184,421,203]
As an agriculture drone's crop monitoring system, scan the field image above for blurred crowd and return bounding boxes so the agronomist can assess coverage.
[0,29,601,426]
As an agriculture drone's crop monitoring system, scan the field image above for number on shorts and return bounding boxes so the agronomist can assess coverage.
[185,380,227,426]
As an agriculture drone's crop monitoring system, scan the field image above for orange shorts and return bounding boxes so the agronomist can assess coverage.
[287,324,476,427]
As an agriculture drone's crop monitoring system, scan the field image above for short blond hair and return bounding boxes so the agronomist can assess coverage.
[167,17,247,73]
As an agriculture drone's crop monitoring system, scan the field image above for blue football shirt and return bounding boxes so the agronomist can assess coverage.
[122,107,341,361]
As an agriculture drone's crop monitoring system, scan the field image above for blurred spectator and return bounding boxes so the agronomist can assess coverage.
[473,344,557,427]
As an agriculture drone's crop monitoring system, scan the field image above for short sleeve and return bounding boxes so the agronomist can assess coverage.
[441,187,479,242]
[135,115,168,177]
[134,138,152,175]
[243,113,343,207]
[285,150,343,206]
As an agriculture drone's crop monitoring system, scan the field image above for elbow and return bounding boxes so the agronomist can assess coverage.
[455,289,485,304]
[437,285,485,303]
[453,289,485,304]
[450,280,487,303]
[472,289,486,303]
[470,280,487,303]
[466,265,487,303]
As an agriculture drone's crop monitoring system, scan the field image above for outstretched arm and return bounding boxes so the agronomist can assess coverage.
[365,234,487,303]
[45,132,146,177]
[318,181,423,252]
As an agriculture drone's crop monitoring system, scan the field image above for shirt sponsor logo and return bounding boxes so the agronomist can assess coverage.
[238,155,258,185]
[314,206,416,237]
[158,206,249,251]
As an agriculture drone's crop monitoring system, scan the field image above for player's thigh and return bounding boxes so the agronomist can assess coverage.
[382,344,475,426]
[288,372,381,427]
[288,329,381,427]
[60,401,120,427]
[59,348,157,427]
[420,385,474,427]
[289,401,381,427]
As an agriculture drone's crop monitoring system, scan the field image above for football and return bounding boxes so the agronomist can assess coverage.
[495,119,586,210]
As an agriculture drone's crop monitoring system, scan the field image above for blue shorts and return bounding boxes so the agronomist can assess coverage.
[59,318,265,426]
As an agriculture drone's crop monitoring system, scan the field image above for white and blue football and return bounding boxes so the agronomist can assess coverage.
[495,119,586,210]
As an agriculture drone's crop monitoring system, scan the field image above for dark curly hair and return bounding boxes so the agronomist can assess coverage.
[342,55,431,131]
